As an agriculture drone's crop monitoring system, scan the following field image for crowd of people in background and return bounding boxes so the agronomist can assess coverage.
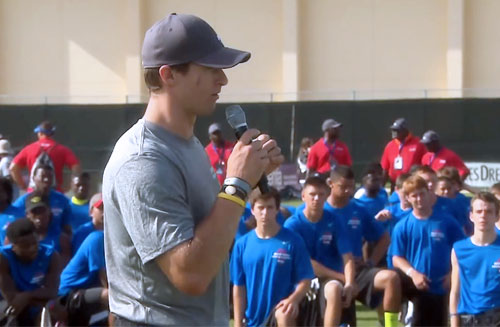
[0,115,498,326]
[0,121,107,326]
[208,117,500,327]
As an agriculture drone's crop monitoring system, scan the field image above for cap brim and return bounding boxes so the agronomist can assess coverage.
[195,47,251,69]
[420,139,431,144]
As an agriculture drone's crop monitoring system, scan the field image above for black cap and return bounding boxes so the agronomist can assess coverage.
[25,193,49,212]
[421,130,440,144]
[390,118,408,131]
[142,13,251,69]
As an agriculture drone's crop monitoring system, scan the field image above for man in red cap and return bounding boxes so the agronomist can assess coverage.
[307,118,352,178]
[9,121,80,192]
[380,118,426,191]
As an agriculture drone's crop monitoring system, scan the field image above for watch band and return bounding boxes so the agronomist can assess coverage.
[224,177,251,195]
[222,184,248,201]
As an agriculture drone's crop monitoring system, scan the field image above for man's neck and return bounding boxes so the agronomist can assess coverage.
[144,93,196,140]
[365,188,378,198]
[324,134,337,143]
[400,201,411,211]
[213,140,225,148]
[303,207,323,223]
[327,195,349,208]
[471,229,497,246]
[255,221,280,239]
[412,207,432,219]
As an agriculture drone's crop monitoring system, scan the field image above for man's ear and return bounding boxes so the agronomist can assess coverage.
[159,65,175,86]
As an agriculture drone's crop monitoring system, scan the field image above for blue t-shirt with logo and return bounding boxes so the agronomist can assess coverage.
[230,228,314,327]
[354,188,388,219]
[392,211,465,295]
[454,236,500,315]
[71,221,96,255]
[1,243,54,292]
[59,231,105,296]
[68,199,91,231]
[284,207,351,273]
[0,205,23,244]
[13,189,72,234]
[325,200,385,259]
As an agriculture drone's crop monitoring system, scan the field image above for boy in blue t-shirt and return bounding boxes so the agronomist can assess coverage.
[54,230,107,326]
[231,189,313,327]
[326,166,401,327]
[0,177,23,244]
[12,165,72,238]
[392,175,465,327]
[17,192,71,265]
[354,163,388,219]
[68,172,91,230]
[72,193,103,254]
[285,176,355,327]
[0,218,60,325]
[450,192,500,327]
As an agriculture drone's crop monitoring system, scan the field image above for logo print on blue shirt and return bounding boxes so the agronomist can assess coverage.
[492,259,500,272]
[31,271,45,285]
[272,248,291,264]
[321,232,333,245]
[431,229,445,241]
[348,217,361,229]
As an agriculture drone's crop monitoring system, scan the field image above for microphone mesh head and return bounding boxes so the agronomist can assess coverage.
[225,105,247,129]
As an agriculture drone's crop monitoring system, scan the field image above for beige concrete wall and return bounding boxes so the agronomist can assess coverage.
[0,0,499,103]
[463,0,500,90]
[299,0,448,96]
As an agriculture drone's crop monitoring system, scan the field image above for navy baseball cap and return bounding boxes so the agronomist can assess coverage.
[208,123,222,134]
[390,118,408,130]
[142,13,251,69]
[421,130,440,144]
[322,119,342,132]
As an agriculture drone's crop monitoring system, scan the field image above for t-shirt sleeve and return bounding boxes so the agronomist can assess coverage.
[112,156,195,264]
[62,146,80,167]
[12,147,28,167]
[362,209,385,242]
[380,145,390,170]
[335,216,352,255]
[230,240,246,286]
[421,153,430,165]
[390,222,407,257]
[447,217,466,246]
[291,234,314,284]
[343,145,353,167]
[86,232,105,273]
[306,146,318,170]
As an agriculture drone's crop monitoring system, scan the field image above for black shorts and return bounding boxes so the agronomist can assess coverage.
[395,269,448,327]
[355,262,383,309]
[459,308,500,327]
[59,287,105,326]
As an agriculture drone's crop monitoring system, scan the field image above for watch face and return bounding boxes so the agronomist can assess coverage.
[225,185,237,195]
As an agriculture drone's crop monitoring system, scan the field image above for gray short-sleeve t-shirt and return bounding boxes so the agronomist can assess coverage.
[103,119,226,325]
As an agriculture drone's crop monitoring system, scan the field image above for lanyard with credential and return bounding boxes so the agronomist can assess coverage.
[323,138,337,162]
[212,142,226,166]
[398,140,405,154]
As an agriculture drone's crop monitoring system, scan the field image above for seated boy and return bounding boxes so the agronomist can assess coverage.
[0,218,60,325]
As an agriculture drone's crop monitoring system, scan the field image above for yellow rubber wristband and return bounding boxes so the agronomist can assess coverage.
[218,192,246,208]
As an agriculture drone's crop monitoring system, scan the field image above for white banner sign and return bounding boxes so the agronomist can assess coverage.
[464,162,500,188]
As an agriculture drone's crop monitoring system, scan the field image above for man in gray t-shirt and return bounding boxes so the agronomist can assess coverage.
[103,13,283,326]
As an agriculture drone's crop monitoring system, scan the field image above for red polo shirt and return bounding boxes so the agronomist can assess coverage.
[12,137,79,191]
[205,140,234,186]
[380,134,427,182]
[421,147,470,178]
[307,138,352,174]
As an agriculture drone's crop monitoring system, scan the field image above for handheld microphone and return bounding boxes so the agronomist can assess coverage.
[225,105,270,194]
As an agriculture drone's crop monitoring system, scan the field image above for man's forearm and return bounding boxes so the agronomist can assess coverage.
[9,164,26,190]
[233,285,246,327]
[369,233,390,265]
[343,255,356,285]
[311,260,345,283]
[286,279,310,304]
[392,256,413,273]
[156,198,244,295]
